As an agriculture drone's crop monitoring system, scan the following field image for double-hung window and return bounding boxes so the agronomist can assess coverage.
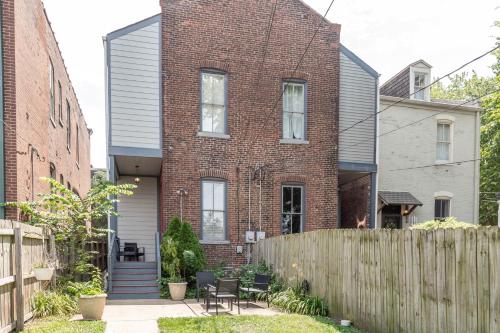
[283,82,306,140]
[202,180,226,241]
[414,72,427,100]
[282,185,304,235]
[49,59,55,123]
[201,71,226,134]
[436,122,451,162]
[434,198,450,220]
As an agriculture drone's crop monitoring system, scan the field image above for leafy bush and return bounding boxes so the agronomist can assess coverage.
[235,262,274,288]
[66,267,104,296]
[32,291,78,318]
[269,287,328,316]
[161,217,205,281]
[410,217,479,230]
[161,237,182,282]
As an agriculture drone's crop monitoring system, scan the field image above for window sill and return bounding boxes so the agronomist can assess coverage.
[435,160,452,165]
[199,240,230,245]
[197,132,230,139]
[280,138,309,145]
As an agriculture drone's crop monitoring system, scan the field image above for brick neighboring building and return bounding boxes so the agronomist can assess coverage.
[1,0,91,219]
[105,0,378,293]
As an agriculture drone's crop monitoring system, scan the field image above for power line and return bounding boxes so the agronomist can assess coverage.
[339,45,500,135]
[387,158,480,172]
[339,87,500,153]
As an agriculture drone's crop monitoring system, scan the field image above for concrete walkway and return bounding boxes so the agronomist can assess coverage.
[73,299,280,333]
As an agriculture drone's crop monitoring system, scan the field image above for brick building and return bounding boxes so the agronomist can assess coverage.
[105,0,377,297]
[0,0,92,219]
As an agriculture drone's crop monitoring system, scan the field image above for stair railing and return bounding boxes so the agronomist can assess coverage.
[155,232,161,281]
[107,231,118,292]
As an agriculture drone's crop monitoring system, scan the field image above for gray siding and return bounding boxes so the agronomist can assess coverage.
[339,51,377,164]
[109,20,160,150]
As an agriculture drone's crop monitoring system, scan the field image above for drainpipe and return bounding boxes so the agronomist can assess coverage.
[0,0,5,218]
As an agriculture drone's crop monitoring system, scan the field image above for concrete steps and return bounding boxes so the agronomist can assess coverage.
[109,261,160,300]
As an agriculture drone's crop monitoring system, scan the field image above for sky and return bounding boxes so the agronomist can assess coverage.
[42,0,498,168]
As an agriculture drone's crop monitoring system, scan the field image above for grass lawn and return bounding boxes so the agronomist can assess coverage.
[22,317,105,333]
[158,314,362,333]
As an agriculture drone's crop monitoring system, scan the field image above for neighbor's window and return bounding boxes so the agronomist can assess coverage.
[434,198,450,220]
[282,185,304,235]
[202,180,226,241]
[283,82,305,140]
[201,71,226,134]
[414,72,427,100]
[66,100,71,151]
[60,174,64,186]
[58,81,63,125]
[76,124,80,165]
[49,59,55,123]
[436,122,451,161]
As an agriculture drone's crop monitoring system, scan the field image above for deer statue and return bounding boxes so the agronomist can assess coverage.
[356,215,368,229]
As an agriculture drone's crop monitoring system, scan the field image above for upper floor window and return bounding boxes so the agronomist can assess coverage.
[201,71,226,134]
[76,124,80,165]
[58,81,63,126]
[66,100,71,151]
[201,179,226,241]
[282,185,304,235]
[436,122,451,162]
[283,82,306,140]
[434,198,450,220]
[413,72,428,100]
[49,59,55,123]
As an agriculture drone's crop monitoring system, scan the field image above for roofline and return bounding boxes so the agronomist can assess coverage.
[106,14,161,41]
[340,44,379,79]
[380,95,481,112]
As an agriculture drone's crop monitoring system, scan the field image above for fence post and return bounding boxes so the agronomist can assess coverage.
[14,227,24,331]
[50,234,56,288]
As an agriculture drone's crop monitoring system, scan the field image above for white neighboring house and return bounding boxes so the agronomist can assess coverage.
[377,60,481,228]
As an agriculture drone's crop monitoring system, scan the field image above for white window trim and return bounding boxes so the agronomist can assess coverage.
[200,71,227,135]
[409,66,431,102]
[201,179,227,242]
[282,81,307,141]
[435,119,454,164]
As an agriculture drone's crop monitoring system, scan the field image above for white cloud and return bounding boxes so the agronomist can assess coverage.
[42,0,498,168]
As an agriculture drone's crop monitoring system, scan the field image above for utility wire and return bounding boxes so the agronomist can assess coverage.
[386,158,480,172]
[339,87,500,153]
[339,45,500,135]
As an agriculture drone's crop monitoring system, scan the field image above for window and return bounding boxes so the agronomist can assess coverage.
[66,100,71,151]
[76,124,80,165]
[435,198,450,220]
[67,182,71,191]
[201,180,226,241]
[58,81,63,125]
[49,163,56,180]
[282,185,304,235]
[201,72,226,134]
[59,174,64,186]
[283,82,305,140]
[414,72,427,100]
[49,59,55,123]
[436,122,451,161]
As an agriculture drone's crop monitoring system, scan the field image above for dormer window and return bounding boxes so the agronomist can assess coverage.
[414,72,427,100]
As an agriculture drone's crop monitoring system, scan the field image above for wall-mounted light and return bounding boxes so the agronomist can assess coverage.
[134,165,141,184]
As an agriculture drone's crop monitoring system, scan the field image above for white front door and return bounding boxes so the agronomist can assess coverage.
[117,176,158,262]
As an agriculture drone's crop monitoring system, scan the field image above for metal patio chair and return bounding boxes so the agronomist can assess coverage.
[207,278,240,315]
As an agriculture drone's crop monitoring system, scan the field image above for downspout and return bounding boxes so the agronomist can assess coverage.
[473,109,481,224]
[0,0,5,218]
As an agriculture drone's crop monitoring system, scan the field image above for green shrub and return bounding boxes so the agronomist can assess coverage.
[269,287,328,316]
[66,267,104,296]
[32,291,78,318]
[410,217,479,230]
[235,262,274,288]
[162,217,205,281]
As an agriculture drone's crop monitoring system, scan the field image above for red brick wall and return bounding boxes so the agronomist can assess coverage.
[160,0,341,266]
[2,0,91,219]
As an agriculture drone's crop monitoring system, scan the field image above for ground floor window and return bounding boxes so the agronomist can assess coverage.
[282,185,304,235]
[201,180,226,241]
[434,198,450,220]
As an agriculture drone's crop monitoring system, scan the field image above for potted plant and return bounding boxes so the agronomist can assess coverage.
[68,268,107,320]
[162,238,188,301]
[33,263,55,281]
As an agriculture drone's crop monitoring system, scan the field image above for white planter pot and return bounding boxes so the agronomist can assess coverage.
[168,282,187,301]
[33,268,54,281]
[341,320,352,327]
[79,294,107,320]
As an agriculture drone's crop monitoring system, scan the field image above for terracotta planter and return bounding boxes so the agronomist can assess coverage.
[79,294,107,320]
[33,268,54,281]
[168,282,187,301]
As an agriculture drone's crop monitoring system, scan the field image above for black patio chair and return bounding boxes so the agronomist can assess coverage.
[123,242,145,262]
[207,278,240,315]
[240,274,271,308]
[196,271,215,303]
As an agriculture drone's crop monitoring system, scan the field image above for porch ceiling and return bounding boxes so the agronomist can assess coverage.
[115,155,162,177]
[338,170,370,186]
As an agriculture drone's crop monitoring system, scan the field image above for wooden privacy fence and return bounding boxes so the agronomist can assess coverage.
[254,228,500,333]
[0,220,54,333]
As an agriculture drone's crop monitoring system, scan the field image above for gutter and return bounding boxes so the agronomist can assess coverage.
[0,0,5,218]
